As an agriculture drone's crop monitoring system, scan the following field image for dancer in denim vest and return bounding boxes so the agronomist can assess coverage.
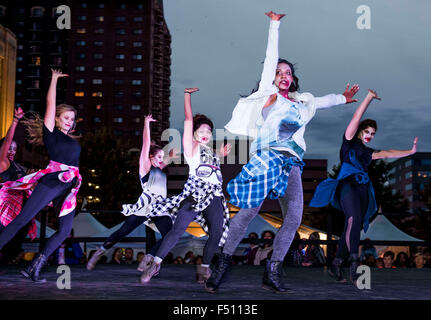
[206,11,359,293]
[309,89,418,284]
[0,69,82,282]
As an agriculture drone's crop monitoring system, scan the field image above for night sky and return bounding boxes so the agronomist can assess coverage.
[164,0,431,169]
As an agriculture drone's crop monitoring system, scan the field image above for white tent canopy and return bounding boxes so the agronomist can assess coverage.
[72,212,108,237]
[360,215,423,241]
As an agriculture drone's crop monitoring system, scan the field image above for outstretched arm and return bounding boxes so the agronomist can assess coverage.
[345,89,380,140]
[372,137,418,160]
[314,83,360,109]
[139,114,156,177]
[256,12,285,93]
[45,69,68,132]
[183,88,199,158]
[0,107,24,172]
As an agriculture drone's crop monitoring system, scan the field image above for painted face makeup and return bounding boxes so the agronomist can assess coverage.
[7,141,17,161]
[151,150,165,168]
[194,124,212,145]
[359,126,376,144]
[274,62,293,92]
[56,110,75,134]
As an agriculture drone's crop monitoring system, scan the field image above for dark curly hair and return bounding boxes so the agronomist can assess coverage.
[149,141,163,157]
[193,114,213,133]
[356,119,378,138]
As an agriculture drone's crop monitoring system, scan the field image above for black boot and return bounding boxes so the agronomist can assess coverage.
[262,260,289,293]
[21,254,47,283]
[349,254,360,285]
[327,258,346,283]
[205,253,231,293]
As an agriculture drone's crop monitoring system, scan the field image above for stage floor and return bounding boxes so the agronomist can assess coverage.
[0,264,430,300]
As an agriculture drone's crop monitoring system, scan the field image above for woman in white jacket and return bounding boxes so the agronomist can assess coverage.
[206,11,359,293]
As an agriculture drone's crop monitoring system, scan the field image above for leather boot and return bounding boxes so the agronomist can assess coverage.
[23,254,47,283]
[262,260,289,293]
[327,258,346,283]
[196,265,211,284]
[205,253,231,293]
[349,254,360,284]
[137,254,153,272]
[140,260,160,284]
[86,247,106,271]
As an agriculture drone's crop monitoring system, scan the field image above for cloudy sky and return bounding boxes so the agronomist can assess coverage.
[164,0,431,169]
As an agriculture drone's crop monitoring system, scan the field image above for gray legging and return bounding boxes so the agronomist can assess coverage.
[223,165,303,262]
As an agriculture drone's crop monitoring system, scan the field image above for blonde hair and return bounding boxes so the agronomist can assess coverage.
[22,104,79,146]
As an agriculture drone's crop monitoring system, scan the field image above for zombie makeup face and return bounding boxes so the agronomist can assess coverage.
[274,62,293,92]
[194,124,212,145]
[358,126,376,144]
[7,141,17,161]
[150,149,165,168]
[56,110,75,134]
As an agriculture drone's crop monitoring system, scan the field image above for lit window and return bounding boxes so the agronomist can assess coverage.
[16,80,22,85]
[134,118,141,123]
[116,42,125,47]
[31,6,45,17]
[98,3,105,9]
[116,29,126,35]
[115,54,125,60]
[96,16,104,22]
[133,55,143,60]
[115,67,125,72]
[94,53,103,59]
[75,79,85,84]
[96,105,102,110]
[17,56,23,61]
[93,117,102,123]
[133,91,142,97]
[76,66,85,71]
[17,68,23,72]
[78,16,87,21]
[131,105,141,111]
[114,80,124,85]
[76,40,86,46]
[133,42,142,47]
[133,67,143,72]
[115,16,126,22]
[133,29,143,34]
[75,91,85,97]
[405,184,412,191]
[132,80,142,85]
[113,117,123,123]
[93,66,103,72]
[137,4,144,10]
[77,28,86,34]
[115,92,124,97]
[134,17,144,22]
[93,79,103,84]
[94,41,104,46]
[31,57,41,65]
[92,92,103,97]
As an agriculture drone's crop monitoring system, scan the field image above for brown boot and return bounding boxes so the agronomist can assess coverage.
[196,265,211,284]
[86,247,105,271]
[137,254,153,272]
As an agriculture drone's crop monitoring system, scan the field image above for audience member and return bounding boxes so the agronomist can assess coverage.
[136,251,145,265]
[302,232,326,267]
[54,229,84,265]
[376,257,384,268]
[284,232,303,267]
[174,256,184,264]
[362,254,377,267]
[254,230,274,266]
[412,252,425,269]
[383,251,396,269]
[423,249,431,268]
[394,251,409,268]
[110,248,124,264]
[242,232,259,265]
[360,238,378,261]
[184,251,196,264]
[124,248,134,264]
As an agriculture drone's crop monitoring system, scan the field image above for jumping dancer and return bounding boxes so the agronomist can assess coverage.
[86,114,177,272]
[0,107,37,264]
[140,88,231,284]
[0,69,82,282]
[206,11,359,293]
[309,89,418,284]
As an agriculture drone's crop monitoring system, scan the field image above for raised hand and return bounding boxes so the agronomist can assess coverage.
[145,114,157,123]
[265,11,286,21]
[342,83,360,104]
[51,68,69,79]
[219,143,232,157]
[184,88,199,94]
[411,137,418,154]
[367,89,381,101]
[13,107,25,120]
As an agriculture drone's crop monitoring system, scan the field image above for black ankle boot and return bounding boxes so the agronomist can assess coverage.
[25,254,47,283]
[262,260,289,293]
[349,254,360,284]
[328,258,346,283]
[205,253,231,293]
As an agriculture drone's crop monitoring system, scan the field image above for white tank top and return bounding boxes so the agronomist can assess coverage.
[184,144,222,187]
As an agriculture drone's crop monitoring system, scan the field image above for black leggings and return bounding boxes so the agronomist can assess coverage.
[102,215,172,257]
[0,173,75,258]
[156,196,225,265]
[335,180,369,259]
